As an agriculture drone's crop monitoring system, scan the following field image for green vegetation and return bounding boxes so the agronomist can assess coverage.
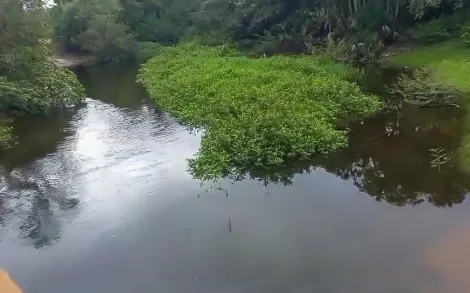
[0,0,85,147]
[385,40,470,92]
[50,0,470,62]
[3,0,470,180]
[461,25,470,45]
[388,67,461,107]
[409,13,466,44]
[138,43,382,180]
[52,0,136,63]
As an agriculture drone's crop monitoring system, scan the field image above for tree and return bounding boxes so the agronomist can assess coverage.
[54,0,137,62]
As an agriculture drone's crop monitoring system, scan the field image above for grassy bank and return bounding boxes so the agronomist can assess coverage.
[139,43,382,180]
[384,40,470,92]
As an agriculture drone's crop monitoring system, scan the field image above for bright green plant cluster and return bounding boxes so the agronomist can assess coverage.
[139,43,382,180]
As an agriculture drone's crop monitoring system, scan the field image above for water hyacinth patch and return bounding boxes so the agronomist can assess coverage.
[138,42,382,180]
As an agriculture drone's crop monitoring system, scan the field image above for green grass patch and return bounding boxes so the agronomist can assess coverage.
[384,40,470,92]
[138,43,382,180]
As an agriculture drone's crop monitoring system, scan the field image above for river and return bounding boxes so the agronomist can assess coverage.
[1,65,470,293]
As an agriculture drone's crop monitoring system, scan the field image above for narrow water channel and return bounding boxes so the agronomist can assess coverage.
[1,65,470,293]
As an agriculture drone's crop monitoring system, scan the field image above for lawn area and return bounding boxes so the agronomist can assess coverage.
[384,40,470,92]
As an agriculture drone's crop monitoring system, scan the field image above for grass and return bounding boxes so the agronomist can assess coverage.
[384,40,470,92]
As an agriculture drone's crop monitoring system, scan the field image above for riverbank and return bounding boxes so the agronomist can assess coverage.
[381,40,470,92]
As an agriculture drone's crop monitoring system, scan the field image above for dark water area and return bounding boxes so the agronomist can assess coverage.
[1,65,470,293]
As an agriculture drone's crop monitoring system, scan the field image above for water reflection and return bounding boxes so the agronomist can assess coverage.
[0,111,75,168]
[0,167,79,248]
[244,106,470,207]
[75,64,152,109]
[426,227,470,293]
[0,74,194,250]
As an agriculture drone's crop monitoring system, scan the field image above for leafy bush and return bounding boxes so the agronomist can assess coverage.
[0,56,85,115]
[139,43,382,180]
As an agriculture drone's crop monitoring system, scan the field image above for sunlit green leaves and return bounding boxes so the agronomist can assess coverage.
[139,43,382,180]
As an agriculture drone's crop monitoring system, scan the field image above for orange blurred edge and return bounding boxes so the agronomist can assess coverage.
[0,269,23,293]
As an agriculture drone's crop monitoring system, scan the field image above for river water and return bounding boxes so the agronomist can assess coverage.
[1,65,470,293]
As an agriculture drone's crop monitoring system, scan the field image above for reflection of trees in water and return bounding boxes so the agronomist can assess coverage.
[0,167,79,249]
[244,108,470,207]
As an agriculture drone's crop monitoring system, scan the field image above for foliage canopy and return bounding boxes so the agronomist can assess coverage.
[51,0,470,60]
[138,43,382,180]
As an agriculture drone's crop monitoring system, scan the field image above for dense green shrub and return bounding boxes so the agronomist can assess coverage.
[0,57,85,116]
[139,43,382,180]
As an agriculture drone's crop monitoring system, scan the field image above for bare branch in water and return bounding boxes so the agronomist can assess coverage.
[387,67,461,108]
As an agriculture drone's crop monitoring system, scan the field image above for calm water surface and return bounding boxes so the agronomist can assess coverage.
[1,65,470,293]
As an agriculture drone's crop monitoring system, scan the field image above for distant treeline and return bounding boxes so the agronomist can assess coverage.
[50,0,470,61]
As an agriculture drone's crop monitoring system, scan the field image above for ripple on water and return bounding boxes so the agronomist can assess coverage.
[0,94,200,249]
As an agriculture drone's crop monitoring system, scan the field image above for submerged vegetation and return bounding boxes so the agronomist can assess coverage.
[388,67,461,107]
[139,43,382,180]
